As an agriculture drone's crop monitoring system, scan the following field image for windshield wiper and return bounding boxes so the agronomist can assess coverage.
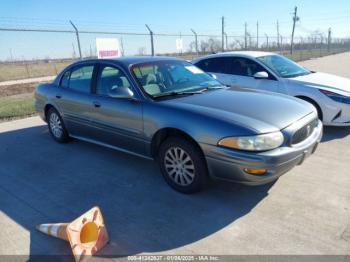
[153,90,203,99]
[200,85,225,90]
[199,83,225,88]
[153,85,225,99]
[284,72,311,78]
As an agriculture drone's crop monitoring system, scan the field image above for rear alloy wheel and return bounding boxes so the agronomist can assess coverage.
[47,108,69,143]
[158,137,207,193]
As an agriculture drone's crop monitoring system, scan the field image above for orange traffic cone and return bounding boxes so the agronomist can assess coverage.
[36,206,109,262]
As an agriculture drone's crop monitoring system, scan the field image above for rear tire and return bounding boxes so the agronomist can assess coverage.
[47,108,69,143]
[158,137,208,194]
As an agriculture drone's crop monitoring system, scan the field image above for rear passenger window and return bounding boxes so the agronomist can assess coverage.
[196,57,232,74]
[96,66,131,96]
[60,71,70,88]
[69,65,94,93]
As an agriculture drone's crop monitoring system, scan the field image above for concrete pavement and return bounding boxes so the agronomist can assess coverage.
[1,52,350,260]
[0,117,349,259]
[300,52,350,78]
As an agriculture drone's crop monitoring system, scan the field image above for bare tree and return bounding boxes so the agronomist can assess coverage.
[137,47,146,56]
[188,41,196,53]
[228,42,236,50]
[208,38,221,52]
[200,40,209,53]
[234,39,245,49]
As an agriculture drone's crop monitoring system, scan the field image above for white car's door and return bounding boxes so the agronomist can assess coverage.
[195,56,280,93]
[194,57,238,87]
[229,57,280,93]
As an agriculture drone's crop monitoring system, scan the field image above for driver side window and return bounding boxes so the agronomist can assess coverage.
[96,65,131,96]
[231,58,272,78]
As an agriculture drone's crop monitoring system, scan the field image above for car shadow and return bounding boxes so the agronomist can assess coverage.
[321,126,350,142]
[0,124,274,259]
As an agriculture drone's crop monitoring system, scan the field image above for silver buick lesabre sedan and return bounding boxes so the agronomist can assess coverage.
[35,57,322,193]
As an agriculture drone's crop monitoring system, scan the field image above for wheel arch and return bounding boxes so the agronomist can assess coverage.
[44,104,59,121]
[295,95,323,120]
[150,127,205,159]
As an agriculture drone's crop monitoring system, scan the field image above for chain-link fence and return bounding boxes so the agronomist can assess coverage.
[1,25,350,82]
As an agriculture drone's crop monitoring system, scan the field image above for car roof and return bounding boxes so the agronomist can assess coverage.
[73,56,184,67]
[192,51,277,63]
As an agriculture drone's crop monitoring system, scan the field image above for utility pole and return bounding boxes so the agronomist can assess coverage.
[221,16,225,51]
[327,28,332,52]
[290,6,299,54]
[277,20,280,48]
[245,22,248,50]
[145,24,154,56]
[69,20,82,59]
[256,21,259,49]
[224,33,228,50]
[179,32,183,55]
[265,34,269,50]
[191,29,199,55]
[280,35,283,52]
[120,37,125,56]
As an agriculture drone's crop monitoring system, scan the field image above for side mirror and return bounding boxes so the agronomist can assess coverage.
[253,71,269,79]
[108,86,134,99]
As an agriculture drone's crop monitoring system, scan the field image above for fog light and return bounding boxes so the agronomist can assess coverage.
[243,168,267,175]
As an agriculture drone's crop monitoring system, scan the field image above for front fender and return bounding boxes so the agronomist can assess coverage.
[142,101,257,147]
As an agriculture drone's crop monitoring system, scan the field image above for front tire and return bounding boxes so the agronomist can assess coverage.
[47,108,69,143]
[158,137,208,194]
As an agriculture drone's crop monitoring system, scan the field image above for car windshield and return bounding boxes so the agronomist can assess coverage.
[131,60,222,98]
[257,55,311,78]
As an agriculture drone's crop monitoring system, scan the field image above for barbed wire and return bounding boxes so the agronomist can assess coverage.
[1,15,348,37]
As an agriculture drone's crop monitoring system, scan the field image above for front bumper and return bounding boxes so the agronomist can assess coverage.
[323,100,350,126]
[202,120,323,185]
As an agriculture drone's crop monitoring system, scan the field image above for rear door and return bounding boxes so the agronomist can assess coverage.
[195,57,238,86]
[88,63,145,155]
[54,63,97,137]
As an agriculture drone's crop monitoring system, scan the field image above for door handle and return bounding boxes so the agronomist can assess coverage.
[93,101,101,108]
[56,94,62,99]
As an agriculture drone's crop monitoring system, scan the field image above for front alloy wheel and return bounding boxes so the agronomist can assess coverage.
[158,137,208,193]
[164,147,196,186]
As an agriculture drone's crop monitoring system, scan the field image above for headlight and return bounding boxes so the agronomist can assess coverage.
[319,89,350,105]
[218,132,284,151]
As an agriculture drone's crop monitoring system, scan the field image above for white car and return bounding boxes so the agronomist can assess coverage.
[192,51,350,126]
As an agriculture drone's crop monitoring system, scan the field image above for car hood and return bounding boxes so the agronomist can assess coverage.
[289,72,350,95]
[161,88,314,133]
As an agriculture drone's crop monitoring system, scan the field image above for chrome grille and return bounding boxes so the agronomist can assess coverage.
[291,118,318,145]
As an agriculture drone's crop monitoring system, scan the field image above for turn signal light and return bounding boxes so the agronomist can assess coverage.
[243,168,267,175]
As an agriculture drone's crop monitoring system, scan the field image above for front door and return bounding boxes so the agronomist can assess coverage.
[88,64,145,155]
[229,57,280,93]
